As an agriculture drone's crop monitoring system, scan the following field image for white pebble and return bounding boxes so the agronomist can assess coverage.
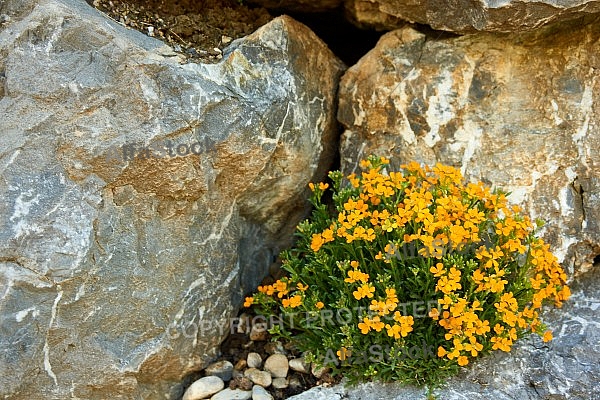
[247,352,262,369]
[211,388,252,400]
[183,376,224,400]
[252,385,274,400]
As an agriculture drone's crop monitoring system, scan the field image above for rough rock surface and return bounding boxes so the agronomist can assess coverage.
[338,20,600,277]
[0,1,344,399]
[288,266,600,399]
[344,0,600,33]
[247,0,343,12]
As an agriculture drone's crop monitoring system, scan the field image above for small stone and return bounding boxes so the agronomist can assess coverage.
[244,368,272,388]
[221,35,233,45]
[147,26,154,36]
[264,354,289,378]
[229,376,253,391]
[271,377,288,389]
[210,388,252,400]
[236,313,251,333]
[252,384,274,400]
[183,376,224,400]
[311,364,329,379]
[249,324,268,341]
[205,360,234,382]
[213,47,222,54]
[247,352,262,369]
[288,376,302,389]
[234,359,247,371]
[288,358,310,374]
[264,341,286,355]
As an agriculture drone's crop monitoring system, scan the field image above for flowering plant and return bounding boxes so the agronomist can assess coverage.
[245,156,570,386]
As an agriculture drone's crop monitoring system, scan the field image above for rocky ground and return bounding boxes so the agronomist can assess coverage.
[87,0,272,63]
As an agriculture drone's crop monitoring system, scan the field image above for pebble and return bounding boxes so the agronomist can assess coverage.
[234,359,247,371]
[246,352,262,368]
[311,364,329,379]
[288,376,302,389]
[271,377,288,389]
[229,376,253,391]
[210,388,252,400]
[205,360,234,382]
[244,368,272,387]
[221,35,233,45]
[249,324,268,341]
[264,341,286,355]
[182,376,224,400]
[264,354,289,378]
[289,358,310,374]
[252,385,274,400]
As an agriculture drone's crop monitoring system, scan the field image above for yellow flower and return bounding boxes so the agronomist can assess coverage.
[430,262,445,277]
[310,233,324,252]
[345,269,369,284]
[457,355,469,366]
[315,301,324,309]
[353,284,375,300]
[542,330,553,342]
[358,317,371,334]
[319,182,329,190]
[337,347,352,361]
[308,182,315,191]
[297,282,309,291]
[243,297,254,307]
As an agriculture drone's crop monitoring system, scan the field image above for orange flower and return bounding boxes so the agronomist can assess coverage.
[542,330,553,342]
[243,297,254,307]
[315,301,324,309]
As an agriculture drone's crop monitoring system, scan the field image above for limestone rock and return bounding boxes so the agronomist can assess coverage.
[0,0,344,398]
[205,360,234,382]
[288,358,310,374]
[344,0,600,33]
[338,20,600,277]
[244,368,272,387]
[263,354,289,378]
[183,376,225,400]
[247,0,342,12]
[211,388,252,400]
[247,352,263,369]
[252,385,274,400]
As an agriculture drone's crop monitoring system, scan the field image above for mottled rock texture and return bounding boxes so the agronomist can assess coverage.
[338,19,600,277]
[0,0,344,398]
[344,0,600,33]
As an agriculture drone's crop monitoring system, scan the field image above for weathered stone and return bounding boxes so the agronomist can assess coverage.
[264,341,286,355]
[264,354,289,378]
[0,0,344,398]
[344,0,600,33]
[205,360,234,382]
[230,376,254,391]
[288,358,310,374]
[211,388,252,400]
[338,20,600,277]
[271,377,289,389]
[249,323,269,341]
[244,368,272,388]
[247,0,342,12]
[252,384,274,400]
[311,364,329,379]
[247,352,263,369]
[183,376,225,400]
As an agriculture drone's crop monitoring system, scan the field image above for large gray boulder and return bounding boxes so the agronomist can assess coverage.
[338,19,600,277]
[0,0,344,398]
[344,0,600,33]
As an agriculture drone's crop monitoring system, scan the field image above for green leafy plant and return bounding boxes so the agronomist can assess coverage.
[245,156,570,387]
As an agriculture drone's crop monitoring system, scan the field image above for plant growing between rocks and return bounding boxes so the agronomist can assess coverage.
[245,156,570,388]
